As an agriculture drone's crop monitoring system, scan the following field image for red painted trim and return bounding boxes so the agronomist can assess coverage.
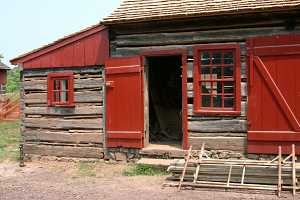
[193,110,241,116]
[106,66,142,75]
[247,34,300,47]
[248,141,300,155]
[105,56,142,68]
[248,131,300,141]
[193,44,241,116]
[107,131,144,139]
[141,49,189,150]
[254,56,300,131]
[47,72,74,107]
[253,44,300,56]
[11,25,106,65]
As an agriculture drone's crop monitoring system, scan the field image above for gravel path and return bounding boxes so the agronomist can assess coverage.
[0,161,295,200]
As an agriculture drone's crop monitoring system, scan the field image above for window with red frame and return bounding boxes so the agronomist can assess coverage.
[193,44,241,115]
[47,72,74,107]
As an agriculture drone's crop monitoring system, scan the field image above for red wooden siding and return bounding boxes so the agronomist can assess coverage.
[247,34,300,154]
[105,56,144,148]
[11,25,109,69]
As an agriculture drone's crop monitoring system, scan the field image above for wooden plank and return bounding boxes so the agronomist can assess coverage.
[114,27,298,47]
[188,136,246,152]
[23,67,102,77]
[24,129,104,144]
[178,146,192,191]
[24,118,102,130]
[24,106,103,116]
[189,132,246,137]
[227,165,233,186]
[193,143,205,183]
[241,82,247,97]
[24,91,103,104]
[23,143,104,158]
[23,78,103,91]
[292,144,297,197]
[278,146,282,197]
[188,120,247,133]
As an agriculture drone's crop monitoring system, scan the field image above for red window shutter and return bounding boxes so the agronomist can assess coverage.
[247,35,300,154]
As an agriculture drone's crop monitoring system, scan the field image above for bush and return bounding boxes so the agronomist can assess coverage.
[6,67,20,93]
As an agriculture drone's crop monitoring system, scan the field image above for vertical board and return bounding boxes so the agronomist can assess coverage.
[105,56,144,148]
[14,26,109,69]
[247,34,300,154]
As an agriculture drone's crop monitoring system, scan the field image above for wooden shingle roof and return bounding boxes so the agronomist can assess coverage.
[103,0,300,24]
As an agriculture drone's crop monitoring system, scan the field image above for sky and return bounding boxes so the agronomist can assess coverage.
[0,0,122,68]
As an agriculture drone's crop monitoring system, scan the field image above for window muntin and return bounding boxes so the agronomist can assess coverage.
[193,44,241,115]
[47,72,74,107]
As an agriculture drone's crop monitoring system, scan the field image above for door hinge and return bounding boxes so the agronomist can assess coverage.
[106,81,115,88]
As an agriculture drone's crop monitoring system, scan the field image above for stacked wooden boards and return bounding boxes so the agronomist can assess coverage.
[166,145,299,197]
[21,66,104,158]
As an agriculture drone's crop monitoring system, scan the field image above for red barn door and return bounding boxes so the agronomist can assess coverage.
[247,35,300,154]
[105,56,144,148]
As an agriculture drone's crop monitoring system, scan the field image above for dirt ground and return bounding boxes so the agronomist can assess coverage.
[0,160,297,200]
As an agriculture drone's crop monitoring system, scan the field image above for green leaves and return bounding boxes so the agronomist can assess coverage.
[6,67,20,93]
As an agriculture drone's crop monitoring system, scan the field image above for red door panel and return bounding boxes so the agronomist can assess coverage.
[247,35,300,154]
[105,56,144,148]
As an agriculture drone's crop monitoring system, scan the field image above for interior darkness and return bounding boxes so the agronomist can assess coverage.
[148,56,182,144]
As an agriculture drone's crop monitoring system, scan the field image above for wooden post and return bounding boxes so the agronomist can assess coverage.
[178,146,192,191]
[278,146,282,197]
[193,143,205,183]
[241,164,246,184]
[292,144,296,198]
[227,165,233,187]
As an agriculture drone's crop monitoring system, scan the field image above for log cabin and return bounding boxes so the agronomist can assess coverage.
[10,0,300,160]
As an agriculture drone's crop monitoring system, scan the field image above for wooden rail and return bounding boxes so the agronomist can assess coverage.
[0,92,20,120]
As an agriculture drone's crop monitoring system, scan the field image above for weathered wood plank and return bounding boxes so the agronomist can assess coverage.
[24,106,103,116]
[23,78,103,91]
[241,82,247,97]
[189,132,247,137]
[188,136,246,151]
[114,27,300,47]
[24,91,103,104]
[24,129,104,144]
[188,120,247,133]
[23,67,102,78]
[24,118,102,130]
[23,144,104,158]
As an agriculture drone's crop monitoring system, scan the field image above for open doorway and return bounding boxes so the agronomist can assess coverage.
[145,56,182,147]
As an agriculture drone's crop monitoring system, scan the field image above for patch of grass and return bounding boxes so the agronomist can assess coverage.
[78,162,96,177]
[0,121,20,162]
[122,164,169,176]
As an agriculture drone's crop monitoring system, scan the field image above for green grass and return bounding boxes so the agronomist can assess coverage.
[122,164,169,176]
[0,121,20,162]
[78,162,97,177]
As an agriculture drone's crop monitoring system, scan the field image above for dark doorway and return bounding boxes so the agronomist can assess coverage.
[146,56,182,145]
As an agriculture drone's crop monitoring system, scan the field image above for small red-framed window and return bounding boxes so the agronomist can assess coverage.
[47,72,74,107]
[193,44,241,115]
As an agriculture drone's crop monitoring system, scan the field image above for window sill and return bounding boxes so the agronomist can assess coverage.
[48,104,75,108]
[193,109,241,116]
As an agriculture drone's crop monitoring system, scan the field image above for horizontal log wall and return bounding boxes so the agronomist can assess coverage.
[110,12,300,152]
[21,66,104,158]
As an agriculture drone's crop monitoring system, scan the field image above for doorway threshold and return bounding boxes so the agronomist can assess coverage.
[140,143,184,158]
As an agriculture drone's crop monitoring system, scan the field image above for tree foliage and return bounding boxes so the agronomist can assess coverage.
[6,67,20,93]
